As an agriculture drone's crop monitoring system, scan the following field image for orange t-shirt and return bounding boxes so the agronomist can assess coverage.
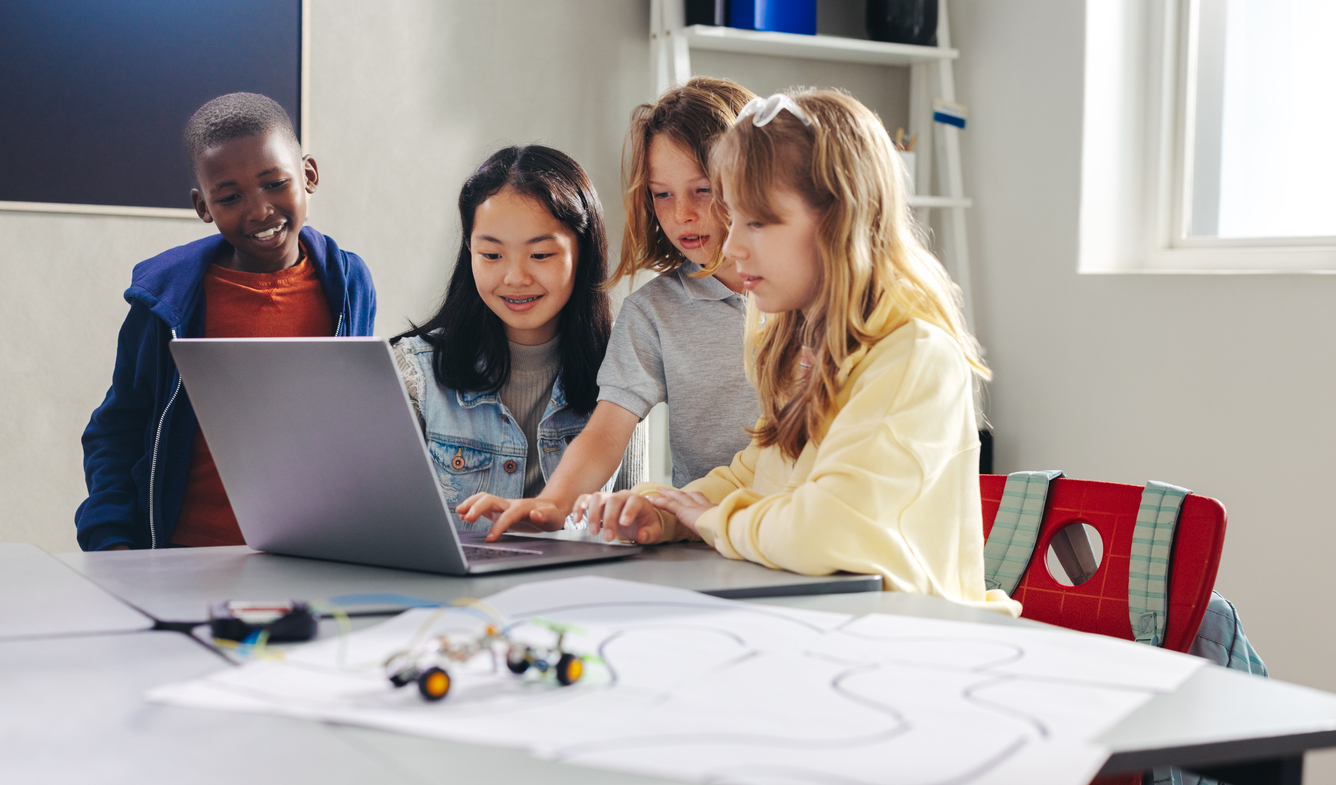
[171,247,334,547]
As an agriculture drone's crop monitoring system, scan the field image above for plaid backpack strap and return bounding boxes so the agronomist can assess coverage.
[983,471,1063,595]
[1128,481,1190,647]
[1189,591,1269,676]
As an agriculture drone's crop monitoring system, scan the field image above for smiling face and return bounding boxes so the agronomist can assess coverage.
[722,185,824,316]
[470,187,579,346]
[191,129,316,273]
[647,135,727,270]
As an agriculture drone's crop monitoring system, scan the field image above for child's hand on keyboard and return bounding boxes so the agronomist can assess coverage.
[457,494,567,543]
[574,490,665,544]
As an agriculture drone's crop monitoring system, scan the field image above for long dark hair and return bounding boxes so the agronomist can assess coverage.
[395,146,612,414]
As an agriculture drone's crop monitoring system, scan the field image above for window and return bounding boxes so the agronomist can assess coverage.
[1182,0,1336,241]
[1079,0,1336,272]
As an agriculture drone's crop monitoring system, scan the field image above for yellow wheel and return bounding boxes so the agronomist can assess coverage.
[556,653,583,686]
[418,667,451,701]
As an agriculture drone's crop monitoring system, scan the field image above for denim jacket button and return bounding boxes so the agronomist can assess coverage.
[503,460,518,474]
[451,452,466,471]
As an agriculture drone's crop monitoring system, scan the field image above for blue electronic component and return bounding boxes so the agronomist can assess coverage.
[729,0,816,35]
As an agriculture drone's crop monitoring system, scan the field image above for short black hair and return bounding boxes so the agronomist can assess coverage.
[183,92,300,184]
[394,145,613,415]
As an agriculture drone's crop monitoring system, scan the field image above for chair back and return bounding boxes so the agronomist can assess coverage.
[980,474,1226,653]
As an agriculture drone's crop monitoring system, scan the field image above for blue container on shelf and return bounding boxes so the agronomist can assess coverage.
[729,0,816,35]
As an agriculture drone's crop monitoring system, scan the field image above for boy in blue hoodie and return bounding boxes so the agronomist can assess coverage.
[76,93,376,551]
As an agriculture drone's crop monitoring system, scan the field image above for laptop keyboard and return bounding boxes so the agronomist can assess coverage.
[462,544,542,561]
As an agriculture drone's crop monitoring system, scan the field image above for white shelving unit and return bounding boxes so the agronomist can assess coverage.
[674,23,959,66]
[648,0,975,327]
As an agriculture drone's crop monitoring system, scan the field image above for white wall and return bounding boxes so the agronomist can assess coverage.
[953,0,1336,778]
[0,214,208,551]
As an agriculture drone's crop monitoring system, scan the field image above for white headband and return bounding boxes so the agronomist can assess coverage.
[736,94,814,128]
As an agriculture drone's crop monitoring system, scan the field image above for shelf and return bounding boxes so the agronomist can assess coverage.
[908,196,972,209]
[675,25,958,67]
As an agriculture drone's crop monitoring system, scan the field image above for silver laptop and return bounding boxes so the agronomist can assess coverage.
[168,337,641,574]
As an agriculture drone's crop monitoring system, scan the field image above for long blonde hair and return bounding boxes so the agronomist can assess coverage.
[611,77,755,286]
[711,89,987,460]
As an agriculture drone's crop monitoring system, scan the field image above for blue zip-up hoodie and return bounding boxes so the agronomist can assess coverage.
[75,226,376,551]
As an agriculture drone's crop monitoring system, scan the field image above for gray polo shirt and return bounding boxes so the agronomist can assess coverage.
[597,262,761,487]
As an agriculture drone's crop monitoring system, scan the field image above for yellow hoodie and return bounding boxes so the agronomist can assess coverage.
[641,317,1022,617]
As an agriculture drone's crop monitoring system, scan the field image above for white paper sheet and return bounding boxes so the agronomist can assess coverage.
[809,613,1203,693]
[151,576,1203,785]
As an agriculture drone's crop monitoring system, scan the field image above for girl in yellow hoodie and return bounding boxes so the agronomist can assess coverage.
[577,89,1020,616]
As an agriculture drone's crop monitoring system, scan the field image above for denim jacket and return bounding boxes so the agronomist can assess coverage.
[396,336,613,531]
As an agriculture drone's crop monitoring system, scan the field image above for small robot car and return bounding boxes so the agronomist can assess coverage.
[384,619,585,701]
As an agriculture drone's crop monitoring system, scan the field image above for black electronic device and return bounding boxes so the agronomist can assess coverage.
[209,600,318,643]
[686,0,729,26]
[867,0,938,46]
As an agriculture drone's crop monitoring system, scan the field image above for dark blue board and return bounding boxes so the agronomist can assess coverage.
[0,0,301,210]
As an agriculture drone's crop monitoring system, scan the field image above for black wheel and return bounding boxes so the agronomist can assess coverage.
[506,644,531,674]
[417,667,451,701]
[555,653,583,686]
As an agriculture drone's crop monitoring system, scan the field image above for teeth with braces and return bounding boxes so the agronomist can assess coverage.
[502,296,541,304]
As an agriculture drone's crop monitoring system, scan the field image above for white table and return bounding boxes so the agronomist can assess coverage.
[15,546,1335,784]
[0,543,151,639]
[55,542,882,624]
[0,631,428,785]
